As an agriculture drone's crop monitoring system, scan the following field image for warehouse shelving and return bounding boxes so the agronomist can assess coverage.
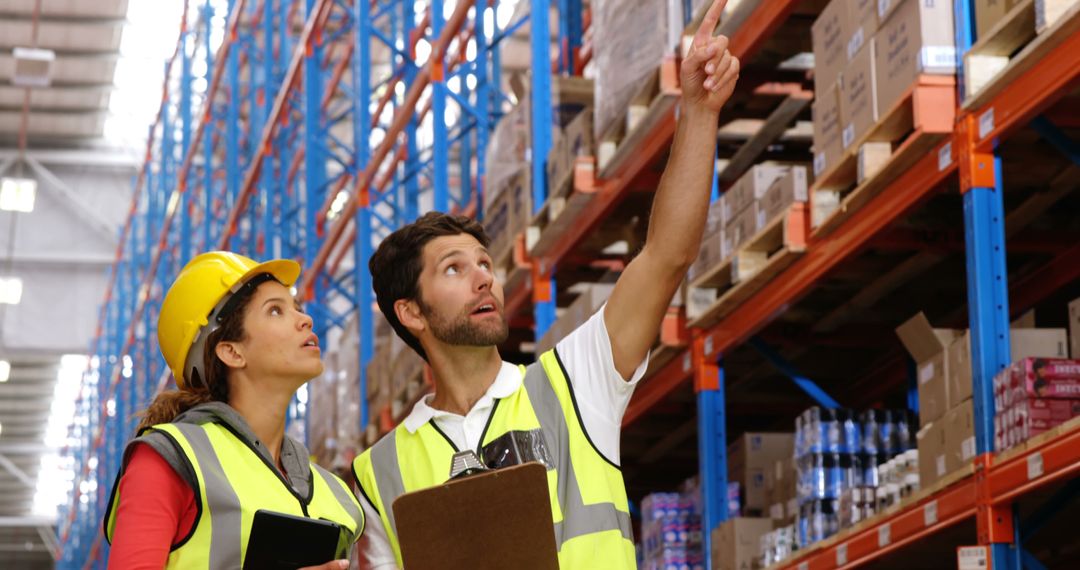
[55,0,523,567]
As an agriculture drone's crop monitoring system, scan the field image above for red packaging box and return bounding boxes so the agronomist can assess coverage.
[996,358,1080,400]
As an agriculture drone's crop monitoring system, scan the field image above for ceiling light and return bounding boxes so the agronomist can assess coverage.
[0,277,23,305]
[0,360,9,382]
[0,177,36,212]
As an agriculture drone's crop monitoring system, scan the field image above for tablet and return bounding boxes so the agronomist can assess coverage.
[242,509,343,570]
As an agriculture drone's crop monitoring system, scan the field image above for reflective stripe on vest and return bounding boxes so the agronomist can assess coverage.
[355,349,635,569]
[105,421,363,569]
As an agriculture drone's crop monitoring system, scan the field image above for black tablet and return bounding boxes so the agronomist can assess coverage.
[242,509,343,570]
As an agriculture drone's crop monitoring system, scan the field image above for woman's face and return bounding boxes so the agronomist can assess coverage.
[233,280,323,386]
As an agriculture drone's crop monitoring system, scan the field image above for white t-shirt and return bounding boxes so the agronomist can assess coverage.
[357,304,649,568]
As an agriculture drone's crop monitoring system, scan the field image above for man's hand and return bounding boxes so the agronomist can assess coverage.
[680,0,740,115]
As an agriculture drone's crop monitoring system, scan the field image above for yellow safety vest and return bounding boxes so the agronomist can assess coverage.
[104,421,364,569]
[353,350,635,568]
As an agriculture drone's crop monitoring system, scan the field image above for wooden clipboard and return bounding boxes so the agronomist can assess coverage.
[392,462,559,569]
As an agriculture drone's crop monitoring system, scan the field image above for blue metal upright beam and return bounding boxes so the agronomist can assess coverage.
[698,361,728,570]
[530,0,556,339]
[748,336,841,408]
[353,0,373,430]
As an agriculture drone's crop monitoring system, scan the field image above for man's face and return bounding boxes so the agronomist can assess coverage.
[413,233,508,348]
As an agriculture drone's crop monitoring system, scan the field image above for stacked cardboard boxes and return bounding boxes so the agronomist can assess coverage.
[711,517,773,570]
[811,0,957,178]
[688,166,807,284]
[728,432,795,516]
[896,312,1068,487]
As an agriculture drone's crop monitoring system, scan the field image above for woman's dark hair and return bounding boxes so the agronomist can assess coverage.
[136,275,265,432]
[368,212,490,361]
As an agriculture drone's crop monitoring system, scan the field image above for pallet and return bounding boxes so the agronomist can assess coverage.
[596,58,680,179]
[963,0,1080,108]
[686,203,810,329]
[810,75,956,237]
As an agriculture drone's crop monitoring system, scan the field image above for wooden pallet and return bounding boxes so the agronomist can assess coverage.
[810,75,956,237]
[686,203,810,329]
[964,0,1080,108]
[596,58,680,179]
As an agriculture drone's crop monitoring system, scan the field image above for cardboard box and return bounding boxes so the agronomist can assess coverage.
[975,0,1022,38]
[485,170,531,263]
[847,0,880,60]
[877,0,904,23]
[728,432,794,513]
[812,83,845,178]
[874,0,956,117]
[840,39,878,150]
[1069,297,1080,358]
[535,282,615,355]
[725,202,761,253]
[944,399,976,474]
[711,517,774,570]
[689,230,724,284]
[812,0,850,98]
[996,358,1080,400]
[757,166,809,228]
[917,420,947,488]
[947,328,1070,406]
[546,108,595,197]
[722,164,791,224]
[896,313,964,426]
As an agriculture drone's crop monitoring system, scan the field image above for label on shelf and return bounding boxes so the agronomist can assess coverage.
[682,352,692,372]
[1027,451,1044,480]
[798,562,809,570]
[814,152,826,177]
[878,524,891,547]
[957,546,990,570]
[924,500,938,526]
[704,335,713,356]
[837,543,848,566]
[962,437,976,461]
[936,455,946,477]
[938,142,952,171]
[979,109,995,140]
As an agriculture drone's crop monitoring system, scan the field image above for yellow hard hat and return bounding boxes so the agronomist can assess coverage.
[157,251,301,389]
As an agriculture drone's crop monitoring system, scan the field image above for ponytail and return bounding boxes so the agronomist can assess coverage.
[137,387,214,432]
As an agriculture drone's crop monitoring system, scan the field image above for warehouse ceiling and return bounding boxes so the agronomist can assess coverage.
[0,0,142,567]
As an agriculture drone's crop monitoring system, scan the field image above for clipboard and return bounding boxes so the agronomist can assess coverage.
[392,462,559,569]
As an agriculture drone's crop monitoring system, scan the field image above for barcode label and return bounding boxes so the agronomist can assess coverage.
[682,352,692,372]
[957,546,989,570]
[938,142,952,171]
[919,46,957,71]
[878,0,891,18]
[842,124,855,149]
[814,152,827,176]
[798,563,809,570]
[920,362,934,383]
[924,500,938,526]
[962,437,976,461]
[878,524,891,547]
[704,335,714,355]
[837,543,848,566]
[979,109,994,139]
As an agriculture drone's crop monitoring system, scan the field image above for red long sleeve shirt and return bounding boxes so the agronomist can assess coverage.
[107,443,198,568]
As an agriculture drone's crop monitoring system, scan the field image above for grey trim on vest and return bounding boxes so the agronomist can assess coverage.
[130,430,200,492]
[369,430,406,537]
[172,422,245,569]
[312,464,364,537]
[521,358,633,545]
[174,402,313,498]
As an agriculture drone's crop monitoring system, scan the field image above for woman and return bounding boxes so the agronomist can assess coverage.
[104,251,363,569]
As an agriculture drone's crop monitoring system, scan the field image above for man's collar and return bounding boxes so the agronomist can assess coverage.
[402,361,523,433]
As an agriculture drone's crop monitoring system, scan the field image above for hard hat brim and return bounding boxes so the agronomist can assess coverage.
[238,258,302,290]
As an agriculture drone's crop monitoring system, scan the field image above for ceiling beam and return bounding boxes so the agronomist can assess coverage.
[5,251,115,268]
[0,516,55,528]
[0,148,139,169]
[0,13,126,26]
[24,156,119,244]
[0,443,55,455]
[0,454,35,489]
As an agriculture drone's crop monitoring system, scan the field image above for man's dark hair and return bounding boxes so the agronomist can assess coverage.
[369,212,490,360]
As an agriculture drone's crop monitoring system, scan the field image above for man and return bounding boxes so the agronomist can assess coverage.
[353,0,739,567]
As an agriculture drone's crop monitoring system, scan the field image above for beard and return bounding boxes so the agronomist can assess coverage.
[419,296,509,347]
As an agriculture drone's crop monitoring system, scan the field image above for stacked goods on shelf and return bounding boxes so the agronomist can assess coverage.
[994,358,1080,451]
[1070,297,1080,362]
[812,0,957,228]
[638,482,706,570]
[591,0,674,147]
[546,103,594,201]
[728,432,795,516]
[712,517,773,570]
[896,312,1068,485]
[686,165,809,322]
[535,282,615,354]
[792,406,916,550]
[765,456,798,528]
[974,0,1023,37]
